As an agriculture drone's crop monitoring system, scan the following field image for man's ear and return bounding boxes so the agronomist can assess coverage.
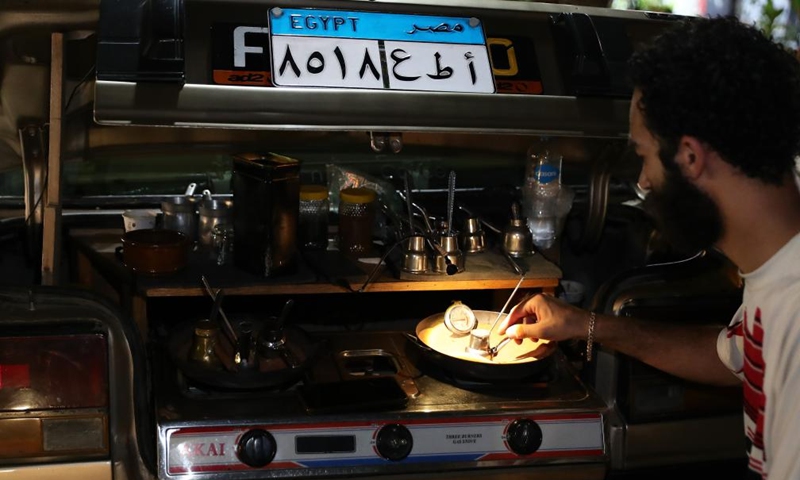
[675,135,707,180]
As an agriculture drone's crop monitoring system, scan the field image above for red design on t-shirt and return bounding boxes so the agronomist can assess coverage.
[728,319,744,339]
[743,307,767,476]
[726,318,745,374]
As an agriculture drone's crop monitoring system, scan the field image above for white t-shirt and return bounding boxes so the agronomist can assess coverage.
[717,231,800,479]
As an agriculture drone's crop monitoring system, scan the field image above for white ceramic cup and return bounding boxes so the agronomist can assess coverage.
[122,209,157,232]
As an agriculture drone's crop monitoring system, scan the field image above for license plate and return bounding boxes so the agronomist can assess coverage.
[268,8,496,94]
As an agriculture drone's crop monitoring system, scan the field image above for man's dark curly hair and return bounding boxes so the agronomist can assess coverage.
[628,16,800,185]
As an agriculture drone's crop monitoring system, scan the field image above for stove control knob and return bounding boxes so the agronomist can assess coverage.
[375,424,413,461]
[506,419,543,455]
[237,429,276,468]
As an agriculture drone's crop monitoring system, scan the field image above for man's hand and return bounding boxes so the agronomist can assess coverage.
[497,294,590,344]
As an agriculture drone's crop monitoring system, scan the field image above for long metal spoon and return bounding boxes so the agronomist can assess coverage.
[446,170,456,234]
[486,275,525,359]
[200,276,238,346]
[404,171,415,236]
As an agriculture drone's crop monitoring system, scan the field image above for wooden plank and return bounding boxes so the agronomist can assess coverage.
[70,228,562,298]
[143,277,559,297]
[41,33,64,286]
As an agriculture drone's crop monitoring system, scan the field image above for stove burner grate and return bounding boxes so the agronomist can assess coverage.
[176,370,301,399]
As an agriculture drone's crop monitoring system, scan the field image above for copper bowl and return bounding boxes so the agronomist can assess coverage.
[117,229,190,275]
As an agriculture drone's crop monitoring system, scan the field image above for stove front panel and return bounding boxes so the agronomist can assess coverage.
[161,412,604,477]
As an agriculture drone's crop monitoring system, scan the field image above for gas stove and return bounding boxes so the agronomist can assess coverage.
[154,331,608,479]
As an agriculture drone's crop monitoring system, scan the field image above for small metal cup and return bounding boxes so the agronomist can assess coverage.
[461,218,486,253]
[433,234,464,274]
[466,328,490,356]
[161,196,198,240]
[402,235,428,274]
[464,217,482,234]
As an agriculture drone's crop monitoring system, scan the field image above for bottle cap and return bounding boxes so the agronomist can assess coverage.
[340,187,377,204]
[300,184,329,201]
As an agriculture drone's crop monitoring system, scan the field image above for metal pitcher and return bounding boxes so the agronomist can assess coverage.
[199,197,233,249]
[503,218,534,258]
[161,195,198,240]
[402,235,429,274]
[433,233,464,274]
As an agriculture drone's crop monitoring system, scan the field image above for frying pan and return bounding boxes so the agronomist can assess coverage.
[406,310,556,381]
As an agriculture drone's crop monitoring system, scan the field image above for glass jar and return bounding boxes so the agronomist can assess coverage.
[338,187,377,255]
[299,184,330,251]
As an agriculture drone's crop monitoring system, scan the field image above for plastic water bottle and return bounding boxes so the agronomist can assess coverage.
[523,138,562,249]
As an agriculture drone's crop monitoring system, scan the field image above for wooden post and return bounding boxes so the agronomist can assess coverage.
[131,294,149,341]
[42,33,64,286]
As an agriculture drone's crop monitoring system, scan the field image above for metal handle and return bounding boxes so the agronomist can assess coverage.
[487,274,525,350]
[403,332,432,351]
[503,250,527,276]
[276,299,294,330]
[488,337,513,360]
[404,171,415,235]
[200,276,238,347]
[446,170,456,234]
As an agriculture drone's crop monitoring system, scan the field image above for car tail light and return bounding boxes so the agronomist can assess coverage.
[0,334,109,460]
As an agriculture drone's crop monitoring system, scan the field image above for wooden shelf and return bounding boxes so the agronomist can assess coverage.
[70,228,561,298]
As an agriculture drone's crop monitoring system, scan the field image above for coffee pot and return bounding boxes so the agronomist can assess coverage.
[503,202,534,258]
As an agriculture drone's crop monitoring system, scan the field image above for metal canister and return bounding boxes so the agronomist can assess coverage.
[232,152,300,277]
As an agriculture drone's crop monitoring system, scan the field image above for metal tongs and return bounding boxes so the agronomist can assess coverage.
[485,274,525,360]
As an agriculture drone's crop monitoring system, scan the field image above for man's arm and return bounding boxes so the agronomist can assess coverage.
[592,313,740,386]
[499,294,741,387]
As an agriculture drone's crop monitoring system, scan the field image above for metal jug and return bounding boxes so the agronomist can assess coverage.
[161,195,198,240]
[198,197,233,249]
[503,202,533,258]
[402,235,429,274]
[433,233,464,274]
[460,217,486,254]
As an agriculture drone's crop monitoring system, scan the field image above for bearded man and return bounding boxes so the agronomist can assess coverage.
[498,15,800,480]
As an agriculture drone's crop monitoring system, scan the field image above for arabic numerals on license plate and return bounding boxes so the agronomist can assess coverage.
[272,37,385,89]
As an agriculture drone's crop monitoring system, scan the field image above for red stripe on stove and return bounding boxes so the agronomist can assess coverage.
[480,449,605,461]
[168,462,302,474]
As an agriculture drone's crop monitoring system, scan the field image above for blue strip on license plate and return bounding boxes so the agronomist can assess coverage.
[268,7,495,94]
[269,8,487,45]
